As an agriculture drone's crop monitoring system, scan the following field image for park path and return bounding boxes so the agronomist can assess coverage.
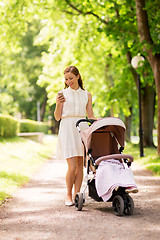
[0,155,160,240]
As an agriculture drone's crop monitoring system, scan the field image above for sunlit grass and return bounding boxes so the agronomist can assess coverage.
[124,141,160,176]
[0,135,57,205]
[1,133,160,205]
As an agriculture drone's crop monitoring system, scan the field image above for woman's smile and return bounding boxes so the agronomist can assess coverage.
[64,72,79,90]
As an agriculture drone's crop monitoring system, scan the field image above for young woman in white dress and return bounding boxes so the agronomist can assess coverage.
[54,66,96,206]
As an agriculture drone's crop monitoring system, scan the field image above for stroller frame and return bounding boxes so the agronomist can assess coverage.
[75,118,135,216]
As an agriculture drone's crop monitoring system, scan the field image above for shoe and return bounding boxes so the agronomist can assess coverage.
[125,187,138,194]
[65,200,74,206]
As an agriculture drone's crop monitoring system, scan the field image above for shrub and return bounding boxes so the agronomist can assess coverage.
[0,114,19,137]
[19,119,49,134]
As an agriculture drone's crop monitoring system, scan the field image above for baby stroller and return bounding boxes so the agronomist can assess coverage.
[75,117,137,216]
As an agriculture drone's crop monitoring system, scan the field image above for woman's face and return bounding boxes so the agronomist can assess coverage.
[64,72,79,90]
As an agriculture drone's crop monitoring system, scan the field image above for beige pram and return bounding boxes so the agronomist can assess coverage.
[75,117,138,216]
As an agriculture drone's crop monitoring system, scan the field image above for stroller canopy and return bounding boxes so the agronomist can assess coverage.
[80,117,126,159]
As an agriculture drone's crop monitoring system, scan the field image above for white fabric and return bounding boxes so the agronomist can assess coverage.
[95,159,137,202]
[56,87,89,160]
[61,87,88,118]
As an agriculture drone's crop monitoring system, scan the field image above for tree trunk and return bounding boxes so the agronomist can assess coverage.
[135,0,160,154]
[126,50,155,146]
[51,118,59,134]
[151,56,160,152]
[141,84,156,147]
[40,92,48,122]
[125,107,132,142]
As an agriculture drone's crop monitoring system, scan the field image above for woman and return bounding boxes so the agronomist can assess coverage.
[54,66,96,206]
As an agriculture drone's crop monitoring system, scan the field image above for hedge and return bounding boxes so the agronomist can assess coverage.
[0,114,50,137]
[0,114,19,137]
[19,119,49,134]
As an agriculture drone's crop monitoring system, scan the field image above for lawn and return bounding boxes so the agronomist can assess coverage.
[124,141,160,176]
[0,134,160,205]
[0,135,57,205]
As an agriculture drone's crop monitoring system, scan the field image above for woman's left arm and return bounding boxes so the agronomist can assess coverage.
[86,91,96,119]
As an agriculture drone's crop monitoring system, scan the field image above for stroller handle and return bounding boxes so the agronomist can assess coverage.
[76,118,96,128]
[95,154,133,166]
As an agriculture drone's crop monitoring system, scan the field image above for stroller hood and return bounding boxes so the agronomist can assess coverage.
[80,117,126,154]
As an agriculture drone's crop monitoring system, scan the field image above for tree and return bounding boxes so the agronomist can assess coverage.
[17,20,49,121]
[35,9,137,119]
[0,14,49,121]
[134,0,160,153]
[1,0,159,149]
[54,0,157,146]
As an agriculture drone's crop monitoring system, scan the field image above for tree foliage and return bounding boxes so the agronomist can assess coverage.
[0,0,160,150]
[0,13,49,120]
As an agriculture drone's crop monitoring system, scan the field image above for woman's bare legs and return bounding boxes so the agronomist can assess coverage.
[74,156,83,199]
[66,157,76,202]
[66,156,83,202]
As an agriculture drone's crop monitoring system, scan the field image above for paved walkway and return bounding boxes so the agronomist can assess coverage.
[0,156,160,240]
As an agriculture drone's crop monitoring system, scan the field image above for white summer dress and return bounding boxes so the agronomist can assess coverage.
[56,87,89,160]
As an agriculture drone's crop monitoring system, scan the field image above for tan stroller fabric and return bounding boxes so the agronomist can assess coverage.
[80,117,126,162]
[79,117,138,202]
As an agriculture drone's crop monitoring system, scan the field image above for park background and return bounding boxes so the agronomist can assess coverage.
[0,0,160,204]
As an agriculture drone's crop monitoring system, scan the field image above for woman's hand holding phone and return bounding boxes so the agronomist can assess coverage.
[57,92,65,103]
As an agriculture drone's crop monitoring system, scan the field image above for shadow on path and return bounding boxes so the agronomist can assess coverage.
[0,157,160,240]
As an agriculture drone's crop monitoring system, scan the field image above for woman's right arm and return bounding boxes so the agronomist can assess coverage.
[54,93,65,121]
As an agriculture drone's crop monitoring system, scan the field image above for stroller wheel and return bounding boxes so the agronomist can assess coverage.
[75,193,83,211]
[112,195,124,216]
[123,194,134,215]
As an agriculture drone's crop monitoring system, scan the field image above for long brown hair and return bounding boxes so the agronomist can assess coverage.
[63,66,84,90]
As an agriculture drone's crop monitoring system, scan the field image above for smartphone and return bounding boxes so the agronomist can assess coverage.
[58,92,64,99]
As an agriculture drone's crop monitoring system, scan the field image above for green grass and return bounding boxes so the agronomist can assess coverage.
[1,134,160,205]
[124,142,160,176]
[0,135,57,205]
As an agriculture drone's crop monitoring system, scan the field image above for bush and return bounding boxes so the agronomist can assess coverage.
[19,119,49,134]
[0,114,19,137]
[0,114,50,137]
